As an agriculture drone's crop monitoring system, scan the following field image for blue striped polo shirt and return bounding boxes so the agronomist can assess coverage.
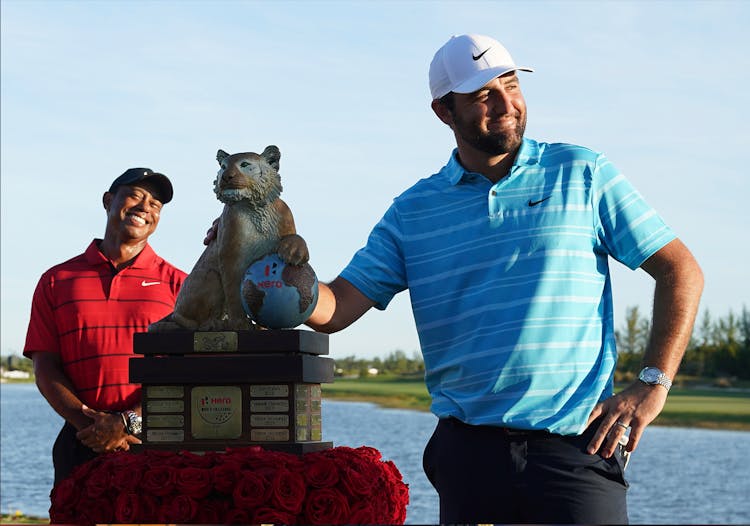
[341,138,675,435]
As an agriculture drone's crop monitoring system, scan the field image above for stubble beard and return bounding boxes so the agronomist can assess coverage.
[455,112,527,156]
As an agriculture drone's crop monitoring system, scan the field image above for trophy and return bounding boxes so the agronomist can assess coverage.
[135,146,332,453]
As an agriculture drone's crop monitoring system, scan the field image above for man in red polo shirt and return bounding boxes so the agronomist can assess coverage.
[24,168,187,484]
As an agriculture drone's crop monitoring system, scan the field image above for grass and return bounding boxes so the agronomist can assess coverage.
[654,388,750,430]
[323,376,431,411]
[323,376,750,430]
[0,513,47,524]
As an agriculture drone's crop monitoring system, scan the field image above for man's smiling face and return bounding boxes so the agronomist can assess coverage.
[103,183,163,244]
[449,72,527,156]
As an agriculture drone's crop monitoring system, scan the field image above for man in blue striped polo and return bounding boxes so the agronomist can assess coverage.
[307,33,703,523]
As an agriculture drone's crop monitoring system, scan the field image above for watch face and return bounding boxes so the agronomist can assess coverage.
[641,367,660,383]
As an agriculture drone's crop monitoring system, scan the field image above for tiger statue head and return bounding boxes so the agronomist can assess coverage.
[214,145,283,206]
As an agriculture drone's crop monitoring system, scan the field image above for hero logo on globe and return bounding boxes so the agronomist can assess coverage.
[256,280,284,289]
[240,253,319,329]
[254,261,285,289]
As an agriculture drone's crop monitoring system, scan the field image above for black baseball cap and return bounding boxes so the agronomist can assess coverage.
[108,168,173,204]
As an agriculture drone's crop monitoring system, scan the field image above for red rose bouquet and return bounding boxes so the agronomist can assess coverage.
[49,445,409,525]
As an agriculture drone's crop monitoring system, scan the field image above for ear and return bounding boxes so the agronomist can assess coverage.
[431,99,454,127]
[261,145,281,171]
[216,149,230,165]
[103,191,113,211]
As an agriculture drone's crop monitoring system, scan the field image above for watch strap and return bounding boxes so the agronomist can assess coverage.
[123,410,142,435]
[639,366,673,391]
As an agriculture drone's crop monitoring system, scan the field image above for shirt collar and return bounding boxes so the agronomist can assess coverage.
[444,137,541,186]
[85,239,157,269]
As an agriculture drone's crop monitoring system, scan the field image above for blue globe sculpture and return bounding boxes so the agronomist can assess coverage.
[240,253,319,329]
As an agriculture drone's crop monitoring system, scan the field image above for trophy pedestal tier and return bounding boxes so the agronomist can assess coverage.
[130,329,333,453]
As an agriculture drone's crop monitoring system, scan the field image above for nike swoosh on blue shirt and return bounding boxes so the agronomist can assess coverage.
[527,196,552,207]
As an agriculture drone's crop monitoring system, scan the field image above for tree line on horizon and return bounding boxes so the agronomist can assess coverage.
[335,306,750,383]
[615,305,750,382]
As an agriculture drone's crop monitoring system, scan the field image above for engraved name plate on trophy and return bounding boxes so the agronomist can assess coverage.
[130,330,333,454]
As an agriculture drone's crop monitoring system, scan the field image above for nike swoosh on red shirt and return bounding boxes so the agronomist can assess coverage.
[141,280,161,287]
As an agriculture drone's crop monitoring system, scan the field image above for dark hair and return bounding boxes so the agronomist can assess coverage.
[439,92,456,114]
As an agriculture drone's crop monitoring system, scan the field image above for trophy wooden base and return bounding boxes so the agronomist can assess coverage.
[130,329,334,454]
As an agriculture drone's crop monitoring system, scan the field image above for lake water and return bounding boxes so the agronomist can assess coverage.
[2,383,749,524]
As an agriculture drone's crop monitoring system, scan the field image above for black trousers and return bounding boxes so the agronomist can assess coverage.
[52,422,98,485]
[423,417,629,524]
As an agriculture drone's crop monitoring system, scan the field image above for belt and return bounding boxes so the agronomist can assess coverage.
[445,416,553,438]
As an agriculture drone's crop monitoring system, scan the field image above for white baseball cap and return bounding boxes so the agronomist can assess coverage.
[429,34,533,100]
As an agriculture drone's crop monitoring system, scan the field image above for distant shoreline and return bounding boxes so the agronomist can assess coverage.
[4,378,748,431]
[323,378,750,432]
[322,391,750,431]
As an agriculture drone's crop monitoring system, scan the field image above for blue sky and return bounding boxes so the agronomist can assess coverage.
[2,0,748,360]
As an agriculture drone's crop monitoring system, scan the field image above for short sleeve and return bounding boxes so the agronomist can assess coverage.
[340,204,408,310]
[23,272,61,356]
[593,155,676,269]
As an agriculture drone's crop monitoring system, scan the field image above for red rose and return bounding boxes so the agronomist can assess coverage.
[224,507,252,524]
[339,464,378,497]
[303,454,340,488]
[245,448,300,474]
[141,464,176,496]
[370,487,392,521]
[383,459,404,482]
[355,445,383,462]
[270,468,306,514]
[139,493,160,522]
[180,449,218,468]
[69,454,103,481]
[175,466,213,499]
[391,498,408,524]
[232,471,271,509]
[381,461,409,523]
[108,450,141,469]
[144,448,177,461]
[50,477,79,512]
[114,492,141,523]
[82,462,112,498]
[226,445,263,466]
[252,506,297,524]
[75,496,114,526]
[303,488,350,524]
[110,462,144,492]
[144,448,184,469]
[49,507,76,525]
[195,497,231,523]
[348,501,378,524]
[212,461,243,494]
[385,482,409,525]
[158,494,198,523]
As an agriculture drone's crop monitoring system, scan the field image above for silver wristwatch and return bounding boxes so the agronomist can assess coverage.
[123,410,142,436]
[638,367,672,391]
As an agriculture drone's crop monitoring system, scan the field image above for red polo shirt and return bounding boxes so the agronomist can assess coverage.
[24,240,187,411]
